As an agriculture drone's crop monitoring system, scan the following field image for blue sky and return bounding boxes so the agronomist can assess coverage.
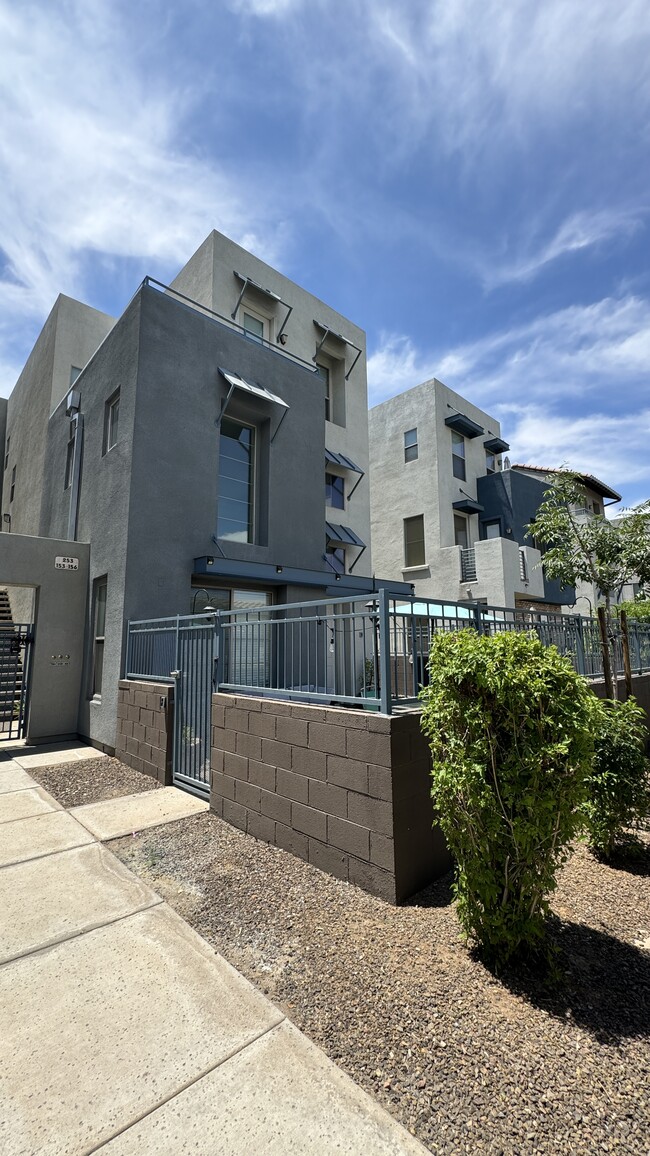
[2,0,649,505]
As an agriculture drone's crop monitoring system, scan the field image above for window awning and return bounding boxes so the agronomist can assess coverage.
[453,498,484,515]
[326,522,366,548]
[232,272,293,343]
[445,413,484,438]
[325,448,363,474]
[313,321,362,380]
[220,369,288,409]
[484,436,510,454]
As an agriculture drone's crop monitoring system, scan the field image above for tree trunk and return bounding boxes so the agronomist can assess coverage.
[597,606,616,700]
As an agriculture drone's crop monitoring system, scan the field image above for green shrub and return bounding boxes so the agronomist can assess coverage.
[614,600,650,622]
[584,697,650,857]
[420,630,595,966]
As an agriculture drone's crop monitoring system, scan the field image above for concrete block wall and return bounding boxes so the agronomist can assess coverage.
[210,693,450,903]
[115,679,173,785]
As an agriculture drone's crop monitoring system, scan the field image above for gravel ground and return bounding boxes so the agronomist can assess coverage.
[108,802,650,1155]
[28,756,163,808]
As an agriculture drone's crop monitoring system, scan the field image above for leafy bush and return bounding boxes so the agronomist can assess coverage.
[584,697,650,857]
[614,600,650,622]
[420,630,595,966]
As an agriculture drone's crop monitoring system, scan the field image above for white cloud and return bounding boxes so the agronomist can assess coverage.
[368,295,650,503]
[0,0,285,386]
[226,0,303,13]
[479,208,647,289]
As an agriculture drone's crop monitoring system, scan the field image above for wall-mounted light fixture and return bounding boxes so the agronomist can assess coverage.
[276,565,283,574]
[206,556,214,566]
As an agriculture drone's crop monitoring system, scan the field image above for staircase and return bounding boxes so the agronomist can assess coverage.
[0,591,25,736]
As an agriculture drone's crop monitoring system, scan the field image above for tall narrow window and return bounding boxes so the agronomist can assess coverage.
[64,438,75,490]
[218,418,255,542]
[92,577,107,697]
[454,514,469,550]
[485,449,496,474]
[10,465,15,503]
[103,390,120,454]
[4,436,9,472]
[404,515,426,567]
[325,472,345,509]
[452,432,466,480]
[316,362,331,421]
[404,428,418,462]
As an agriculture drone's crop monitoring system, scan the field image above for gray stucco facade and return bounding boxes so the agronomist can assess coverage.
[1,231,397,751]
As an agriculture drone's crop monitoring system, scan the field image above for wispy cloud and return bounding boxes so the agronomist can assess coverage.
[0,0,286,391]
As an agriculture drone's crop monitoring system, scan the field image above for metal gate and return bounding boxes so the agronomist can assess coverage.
[0,624,34,741]
[171,616,217,798]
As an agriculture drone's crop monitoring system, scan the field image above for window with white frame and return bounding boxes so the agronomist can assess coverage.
[217,418,255,542]
[452,431,466,480]
[404,515,426,567]
[404,428,418,463]
[103,389,120,454]
[242,309,266,343]
[485,449,497,474]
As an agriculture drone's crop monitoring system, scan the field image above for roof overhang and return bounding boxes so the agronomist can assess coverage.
[313,321,362,380]
[484,436,510,454]
[325,522,366,548]
[232,271,293,343]
[325,448,363,474]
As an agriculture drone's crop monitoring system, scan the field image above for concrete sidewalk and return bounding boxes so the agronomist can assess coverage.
[0,746,427,1155]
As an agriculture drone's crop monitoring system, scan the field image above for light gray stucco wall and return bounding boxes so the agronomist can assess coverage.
[0,534,89,741]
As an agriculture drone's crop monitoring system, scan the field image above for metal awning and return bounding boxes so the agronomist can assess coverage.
[326,522,365,548]
[325,448,363,474]
[232,272,293,343]
[313,321,362,380]
[217,369,289,443]
[484,436,510,454]
[445,413,484,438]
[453,498,484,515]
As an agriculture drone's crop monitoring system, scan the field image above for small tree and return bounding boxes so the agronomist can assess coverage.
[584,697,650,858]
[527,474,650,695]
[615,599,650,623]
[420,630,595,967]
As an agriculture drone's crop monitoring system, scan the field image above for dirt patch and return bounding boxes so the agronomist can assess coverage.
[111,810,650,1155]
[29,756,163,808]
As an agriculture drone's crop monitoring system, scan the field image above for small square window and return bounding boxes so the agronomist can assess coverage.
[103,390,120,455]
[404,428,418,463]
[452,431,465,480]
[242,311,265,343]
[325,472,345,510]
[404,515,425,567]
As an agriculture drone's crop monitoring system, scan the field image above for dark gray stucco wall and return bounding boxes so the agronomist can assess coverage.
[121,286,327,625]
[477,470,573,605]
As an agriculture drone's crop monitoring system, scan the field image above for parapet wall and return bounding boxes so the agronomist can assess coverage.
[210,693,450,903]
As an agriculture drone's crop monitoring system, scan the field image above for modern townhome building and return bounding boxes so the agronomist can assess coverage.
[368,377,613,611]
[1,229,406,752]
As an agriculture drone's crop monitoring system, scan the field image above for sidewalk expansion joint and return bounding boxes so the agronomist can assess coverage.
[0,897,165,971]
[85,1017,287,1155]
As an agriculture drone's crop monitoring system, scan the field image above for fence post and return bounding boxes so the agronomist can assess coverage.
[574,615,586,677]
[472,603,483,635]
[378,588,392,715]
[597,607,616,699]
[213,611,223,691]
[620,610,633,698]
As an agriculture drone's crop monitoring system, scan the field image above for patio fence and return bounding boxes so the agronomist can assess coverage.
[126,591,650,714]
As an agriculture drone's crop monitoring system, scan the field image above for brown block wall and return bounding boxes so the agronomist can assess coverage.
[115,679,174,785]
[210,694,450,903]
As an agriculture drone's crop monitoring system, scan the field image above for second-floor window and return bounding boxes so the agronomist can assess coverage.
[217,418,255,543]
[404,428,418,462]
[326,472,344,509]
[103,390,120,454]
[485,449,496,474]
[316,362,331,421]
[242,311,265,344]
[452,432,466,480]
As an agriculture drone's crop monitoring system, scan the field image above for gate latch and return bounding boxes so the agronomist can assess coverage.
[10,637,21,655]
